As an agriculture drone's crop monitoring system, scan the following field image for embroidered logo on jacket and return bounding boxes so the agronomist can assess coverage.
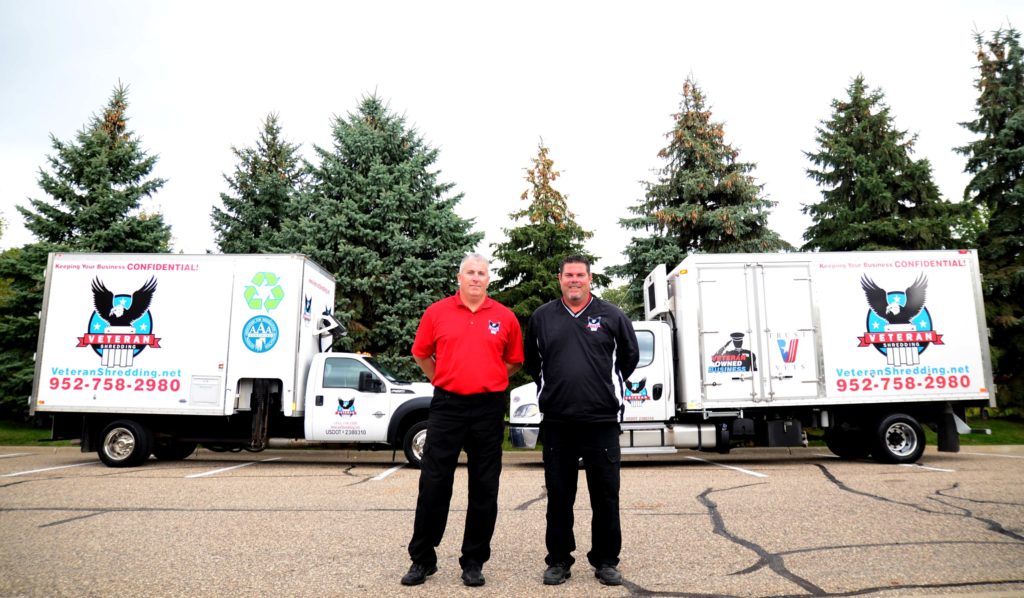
[586,316,602,332]
[488,320,500,335]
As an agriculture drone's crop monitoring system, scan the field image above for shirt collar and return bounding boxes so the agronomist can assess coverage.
[560,295,593,318]
[454,293,492,311]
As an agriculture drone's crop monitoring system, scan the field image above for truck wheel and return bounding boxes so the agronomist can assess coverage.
[152,441,198,461]
[872,414,925,464]
[403,420,428,468]
[98,420,152,467]
[824,428,870,460]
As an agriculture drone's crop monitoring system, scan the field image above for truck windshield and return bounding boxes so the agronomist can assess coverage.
[365,357,410,384]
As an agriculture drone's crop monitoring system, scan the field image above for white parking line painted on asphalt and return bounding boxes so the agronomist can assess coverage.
[0,453,32,459]
[962,451,1024,459]
[2,462,96,477]
[185,457,281,478]
[685,456,768,478]
[372,464,405,481]
[901,463,956,473]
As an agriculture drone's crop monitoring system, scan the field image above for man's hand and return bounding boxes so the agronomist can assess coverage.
[414,355,436,382]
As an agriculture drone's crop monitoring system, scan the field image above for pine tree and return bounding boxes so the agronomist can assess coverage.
[610,77,789,307]
[491,141,608,321]
[802,75,965,252]
[18,84,171,252]
[0,84,171,418]
[957,28,1024,410]
[212,113,304,253]
[278,95,481,378]
[0,244,51,419]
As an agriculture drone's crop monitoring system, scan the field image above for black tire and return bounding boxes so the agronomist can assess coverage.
[152,440,198,461]
[98,420,152,467]
[402,420,428,468]
[824,428,871,460]
[872,413,925,464]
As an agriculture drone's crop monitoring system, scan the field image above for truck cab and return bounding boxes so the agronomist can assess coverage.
[304,353,433,463]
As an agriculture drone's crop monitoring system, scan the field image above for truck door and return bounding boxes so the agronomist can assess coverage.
[620,321,673,423]
[308,356,392,442]
[697,263,762,404]
[754,264,821,402]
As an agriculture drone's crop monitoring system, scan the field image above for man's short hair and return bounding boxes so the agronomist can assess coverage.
[559,255,591,274]
[460,252,490,274]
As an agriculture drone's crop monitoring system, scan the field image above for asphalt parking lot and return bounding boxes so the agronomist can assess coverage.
[0,445,1022,598]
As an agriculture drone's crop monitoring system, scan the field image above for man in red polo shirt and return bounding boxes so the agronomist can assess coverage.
[401,253,523,588]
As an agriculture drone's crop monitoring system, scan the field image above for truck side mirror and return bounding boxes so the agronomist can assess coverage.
[358,371,383,393]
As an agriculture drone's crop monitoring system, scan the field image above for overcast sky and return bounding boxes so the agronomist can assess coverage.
[0,1,1018,275]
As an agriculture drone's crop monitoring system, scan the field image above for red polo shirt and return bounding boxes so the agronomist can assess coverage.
[412,294,524,395]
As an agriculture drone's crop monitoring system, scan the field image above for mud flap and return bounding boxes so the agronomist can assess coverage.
[937,408,960,453]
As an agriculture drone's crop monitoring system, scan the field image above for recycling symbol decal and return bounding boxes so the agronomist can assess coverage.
[244,272,284,311]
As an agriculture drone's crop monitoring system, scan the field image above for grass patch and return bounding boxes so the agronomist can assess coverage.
[924,416,1024,446]
[0,419,74,446]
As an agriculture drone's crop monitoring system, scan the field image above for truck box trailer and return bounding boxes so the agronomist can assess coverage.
[30,253,433,467]
[509,250,995,463]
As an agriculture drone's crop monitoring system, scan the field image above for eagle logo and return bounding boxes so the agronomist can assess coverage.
[623,377,650,407]
[858,273,943,365]
[78,277,161,366]
[336,398,356,417]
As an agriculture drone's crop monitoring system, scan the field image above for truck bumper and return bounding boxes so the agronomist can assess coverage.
[509,425,539,449]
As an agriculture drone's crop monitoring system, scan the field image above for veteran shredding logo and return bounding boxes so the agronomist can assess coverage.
[336,398,356,417]
[586,316,602,332]
[77,277,161,367]
[623,377,650,407]
[858,274,943,366]
[488,320,500,335]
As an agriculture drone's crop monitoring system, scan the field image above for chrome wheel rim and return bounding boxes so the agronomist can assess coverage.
[412,429,427,462]
[884,422,918,457]
[103,428,136,462]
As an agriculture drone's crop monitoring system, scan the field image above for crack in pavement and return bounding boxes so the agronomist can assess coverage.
[937,481,1024,507]
[514,487,547,511]
[816,464,1024,542]
[696,483,826,596]
[625,472,1024,598]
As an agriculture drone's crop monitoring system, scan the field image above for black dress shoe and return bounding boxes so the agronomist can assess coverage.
[595,565,623,586]
[461,565,485,587]
[543,563,571,585]
[401,563,437,586]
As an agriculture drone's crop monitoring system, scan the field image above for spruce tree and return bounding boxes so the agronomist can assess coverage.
[802,75,965,252]
[212,113,304,253]
[610,77,789,307]
[492,141,608,321]
[957,28,1024,410]
[279,95,481,378]
[18,84,171,252]
[0,84,171,418]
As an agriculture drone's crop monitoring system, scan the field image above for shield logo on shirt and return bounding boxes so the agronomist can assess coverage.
[586,316,602,332]
[488,320,500,335]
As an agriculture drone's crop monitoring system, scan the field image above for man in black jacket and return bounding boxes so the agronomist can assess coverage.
[524,255,640,587]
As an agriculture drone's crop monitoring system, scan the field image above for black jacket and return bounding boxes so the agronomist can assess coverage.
[525,295,640,423]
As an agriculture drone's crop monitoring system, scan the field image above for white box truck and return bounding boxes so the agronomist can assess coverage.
[509,250,996,463]
[30,253,433,467]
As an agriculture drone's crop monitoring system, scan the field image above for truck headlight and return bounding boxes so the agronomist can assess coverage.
[514,403,539,418]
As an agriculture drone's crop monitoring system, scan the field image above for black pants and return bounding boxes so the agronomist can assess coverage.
[407,388,506,568]
[542,421,621,569]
